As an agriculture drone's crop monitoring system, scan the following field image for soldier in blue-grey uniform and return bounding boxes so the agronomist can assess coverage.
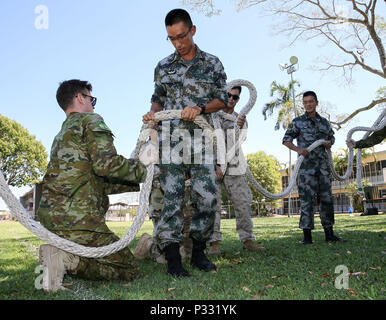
[142,9,228,277]
[282,91,345,244]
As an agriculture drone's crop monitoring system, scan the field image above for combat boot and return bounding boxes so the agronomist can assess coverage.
[133,233,153,259]
[39,244,79,293]
[208,241,221,256]
[190,239,216,272]
[164,243,190,277]
[324,226,346,242]
[300,229,313,244]
[242,240,266,252]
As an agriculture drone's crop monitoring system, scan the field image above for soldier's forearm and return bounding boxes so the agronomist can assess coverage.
[202,98,226,114]
[283,141,300,153]
[151,102,164,113]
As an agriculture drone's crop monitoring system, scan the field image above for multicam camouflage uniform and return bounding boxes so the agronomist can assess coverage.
[38,112,147,281]
[282,112,335,230]
[210,112,255,243]
[355,125,386,149]
[151,45,228,251]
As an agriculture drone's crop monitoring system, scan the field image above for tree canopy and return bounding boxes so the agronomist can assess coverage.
[183,0,386,129]
[0,115,47,187]
[246,151,282,213]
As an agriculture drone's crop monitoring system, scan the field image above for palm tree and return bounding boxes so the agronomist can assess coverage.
[262,80,302,130]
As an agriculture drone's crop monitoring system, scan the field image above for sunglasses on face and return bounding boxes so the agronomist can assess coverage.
[228,93,239,100]
[81,93,97,106]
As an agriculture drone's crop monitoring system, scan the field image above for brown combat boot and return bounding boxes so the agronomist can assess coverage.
[133,233,153,259]
[39,244,79,293]
[208,241,221,256]
[242,240,266,252]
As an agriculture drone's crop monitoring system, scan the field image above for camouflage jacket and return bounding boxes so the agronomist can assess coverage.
[282,112,335,175]
[355,125,386,149]
[38,112,147,232]
[151,45,227,130]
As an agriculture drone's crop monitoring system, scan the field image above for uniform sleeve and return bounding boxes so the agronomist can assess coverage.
[211,59,228,105]
[282,120,299,143]
[84,115,147,186]
[328,123,335,145]
[355,126,386,148]
[151,63,166,107]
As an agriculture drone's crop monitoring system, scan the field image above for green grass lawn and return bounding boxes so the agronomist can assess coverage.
[0,213,385,300]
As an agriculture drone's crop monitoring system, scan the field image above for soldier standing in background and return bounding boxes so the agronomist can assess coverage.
[209,86,266,255]
[38,79,147,292]
[282,91,345,244]
[142,9,228,277]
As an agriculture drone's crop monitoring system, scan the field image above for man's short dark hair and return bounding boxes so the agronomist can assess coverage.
[165,9,193,29]
[56,79,92,111]
[303,91,318,102]
[231,86,242,94]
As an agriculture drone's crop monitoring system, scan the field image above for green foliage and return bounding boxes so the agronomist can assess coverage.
[262,80,303,130]
[0,115,47,187]
[345,179,371,213]
[246,151,281,215]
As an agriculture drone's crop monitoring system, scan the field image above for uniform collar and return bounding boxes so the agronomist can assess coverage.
[303,111,321,120]
[170,44,204,64]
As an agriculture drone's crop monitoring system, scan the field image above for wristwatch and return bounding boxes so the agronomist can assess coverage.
[198,103,206,114]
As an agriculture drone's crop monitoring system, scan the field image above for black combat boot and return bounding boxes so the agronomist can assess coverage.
[164,243,190,277]
[190,239,216,272]
[324,226,346,242]
[301,229,313,245]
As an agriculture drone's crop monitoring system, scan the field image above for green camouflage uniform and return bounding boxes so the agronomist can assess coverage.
[148,168,194,261]
[355,125,386,149]
[282,112,335,230]
[151,45,228,251]
[38,112,147,280]
[211,112,254,243]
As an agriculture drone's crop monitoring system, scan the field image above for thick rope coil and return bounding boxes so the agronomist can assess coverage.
[0,111,214,258]
[1,79,383,256]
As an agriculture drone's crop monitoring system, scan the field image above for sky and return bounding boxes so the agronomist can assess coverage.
[0,0,385,210]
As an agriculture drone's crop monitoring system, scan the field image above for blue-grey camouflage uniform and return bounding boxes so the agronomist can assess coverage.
[282,112,335,230]
[151,45,228,250]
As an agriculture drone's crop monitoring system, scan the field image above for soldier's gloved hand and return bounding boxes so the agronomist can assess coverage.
[139,140,159,166]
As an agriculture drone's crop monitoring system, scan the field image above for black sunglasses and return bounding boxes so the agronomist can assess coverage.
[81,93,97,106]
[228,93,239,100]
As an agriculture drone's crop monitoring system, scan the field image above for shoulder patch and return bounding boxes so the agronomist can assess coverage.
[98,122,111,131]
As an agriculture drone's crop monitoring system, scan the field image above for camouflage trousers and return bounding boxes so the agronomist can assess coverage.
[297,172,335,230]
[210,174,254,243]
[53,228,139,281]
[154,163,217,251]
[148,177,194,260]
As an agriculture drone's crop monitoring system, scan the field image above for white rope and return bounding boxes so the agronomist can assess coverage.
[0,111,214,258]
[1,79,384,257]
